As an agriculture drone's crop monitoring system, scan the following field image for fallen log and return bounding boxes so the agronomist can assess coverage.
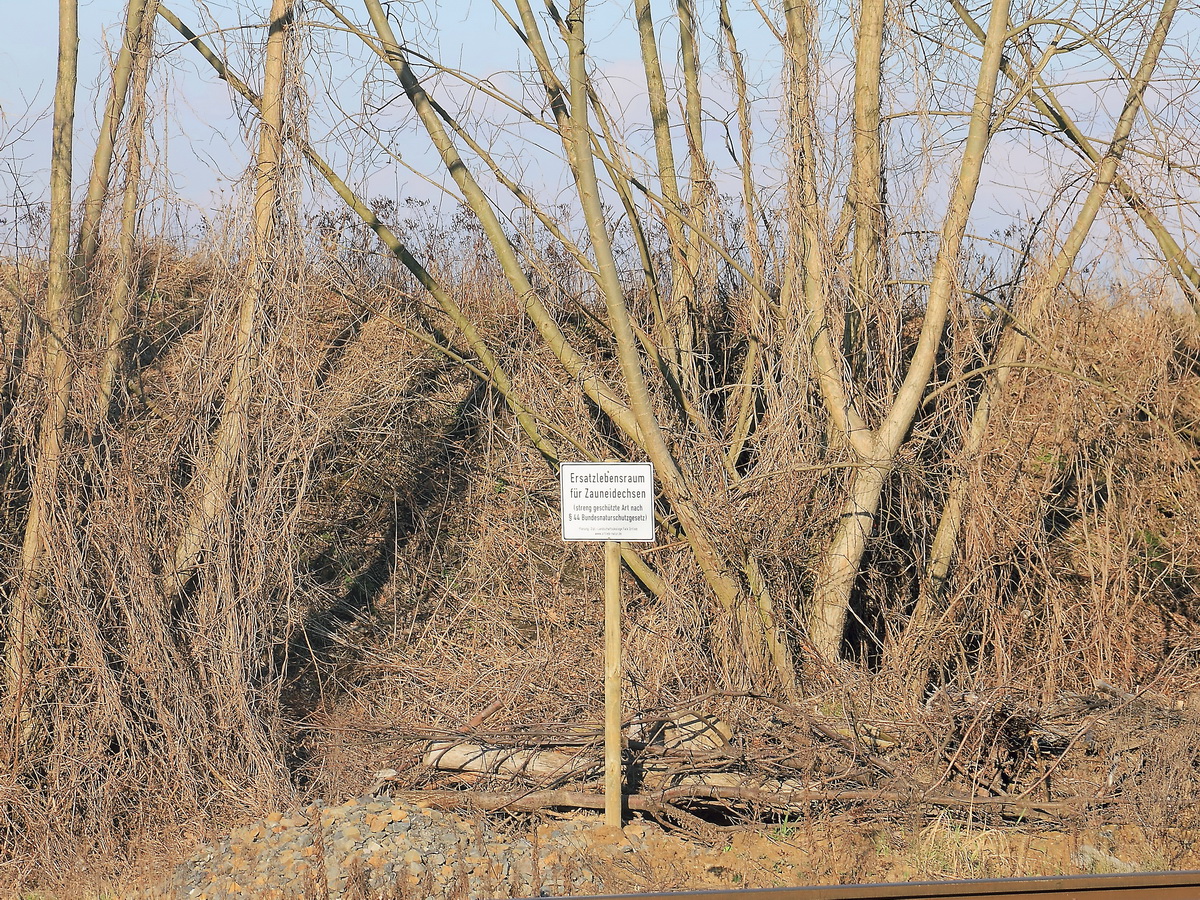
[423,741,813,794]
[423,741,595,779]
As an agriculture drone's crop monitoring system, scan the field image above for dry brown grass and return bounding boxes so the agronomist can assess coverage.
[1,214,1199,897]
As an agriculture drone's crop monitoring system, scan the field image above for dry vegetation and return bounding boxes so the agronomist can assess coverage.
[4,0,1200,895]
[4,220,1200,893]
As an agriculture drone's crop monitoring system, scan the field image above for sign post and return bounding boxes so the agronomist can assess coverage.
[603,537,622,827]
[560,462,655,827]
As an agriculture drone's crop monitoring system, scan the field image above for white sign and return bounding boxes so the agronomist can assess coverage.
[560,462,655,542]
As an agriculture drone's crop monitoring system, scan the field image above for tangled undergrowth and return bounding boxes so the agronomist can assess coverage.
[1,233,1200,895]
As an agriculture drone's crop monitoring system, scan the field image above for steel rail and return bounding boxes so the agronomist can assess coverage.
[556,871,1200,900]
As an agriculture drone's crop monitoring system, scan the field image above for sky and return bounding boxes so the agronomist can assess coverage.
[1,1,240,237]
[1,0,1195,290]
[0,1,656,234]
[1,3,121,180]
[1,1,792,240]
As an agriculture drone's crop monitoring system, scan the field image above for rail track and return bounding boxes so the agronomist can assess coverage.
[558,871,1200,899]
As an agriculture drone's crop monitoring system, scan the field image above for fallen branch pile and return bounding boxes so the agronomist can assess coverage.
[365,686,1197,831]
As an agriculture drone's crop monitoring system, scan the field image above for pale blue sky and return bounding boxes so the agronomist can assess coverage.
[1,2,678,228]
[1,1,241,229]
[1,1,794,236]
[2,0,1194,287]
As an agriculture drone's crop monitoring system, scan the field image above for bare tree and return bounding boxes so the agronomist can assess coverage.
[96,0,160,425]
[3,0,1200,876]
[905,0,1181,669]
[166,0,295,594]
[3,0,78,752]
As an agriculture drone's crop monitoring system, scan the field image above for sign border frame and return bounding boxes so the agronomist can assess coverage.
[560,461,655,543]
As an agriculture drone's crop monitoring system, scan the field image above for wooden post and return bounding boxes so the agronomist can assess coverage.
[604,538,623,827]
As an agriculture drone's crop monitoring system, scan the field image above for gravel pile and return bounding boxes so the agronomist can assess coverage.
[144,795,613,899]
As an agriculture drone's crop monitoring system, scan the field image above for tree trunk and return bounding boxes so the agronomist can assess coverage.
[845,0,886,379]
[96,0,158,427]
[166,0,293,594]
[674,0,710,398]
[76,0,150,281]
[631,0,687,374]
[806,459,891,656]
[803,0,1013,660]
[4,0,79,751]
